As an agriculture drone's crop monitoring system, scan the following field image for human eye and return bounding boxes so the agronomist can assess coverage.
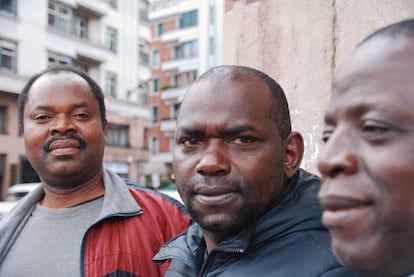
[73,112,90,119]
[361,120,393,142]
[179,137,203,147]
[229,136,256,145]
[33,114,51,122]
[321,126,334,143]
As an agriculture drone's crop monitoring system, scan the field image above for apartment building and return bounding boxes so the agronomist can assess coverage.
[0,0,151,199]
[138,0,224,188]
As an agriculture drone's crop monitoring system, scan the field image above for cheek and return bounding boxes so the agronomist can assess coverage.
[172,155,194,190]
[365,148,414,224]
[24,127,46,147]
[238,155,285,201]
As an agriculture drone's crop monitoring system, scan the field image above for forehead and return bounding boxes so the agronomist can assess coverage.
[328,37,414,118]
[178,77,275,127]
[28,72,93,100]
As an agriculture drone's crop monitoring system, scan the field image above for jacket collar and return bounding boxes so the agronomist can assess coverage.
[154,169,323,265]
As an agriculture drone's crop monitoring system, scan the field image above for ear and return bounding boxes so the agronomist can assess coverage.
[283,131,304,179]
[103,118,108,133]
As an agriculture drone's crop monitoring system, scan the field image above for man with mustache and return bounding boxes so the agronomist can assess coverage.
[0,65,190,276]
[318,18,414,277]
[154,65,359,276]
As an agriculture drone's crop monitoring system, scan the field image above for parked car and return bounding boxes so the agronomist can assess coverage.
[6,182,39,201]
[0,183,182,217]
[0,182,39,217]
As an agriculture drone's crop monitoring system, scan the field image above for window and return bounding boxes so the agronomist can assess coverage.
[209,5,215,24]
[152,106,158,123]
[138,40,149,64]
[106,27,117,53]
[74,15,88,38]
[109,0,117,9]
[0,39,16,72]
[179,10,197,28]
[48,0,89,39]
[152,78,159,93]
[137,82,148,105]
[1,0,17,15]
[48,0,73,34]
[172,70,197,87]
[104,162,128,179]
[209,37,215,55]
[0,106,6,134]
[157,23,163,36]
[138,0,148,22]
[150,137,159,155]
[171,103,180,119]
[105,73,117,97]
[48,52,72,66]
[0,154,5,193]
[151,50,160,67]
[174,40,198,59]
[75,62,89,73]
[107,124,129,147]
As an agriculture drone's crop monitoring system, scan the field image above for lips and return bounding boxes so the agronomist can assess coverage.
[194,186,239,206]
[319,195,372,229]
[48,139,81,151]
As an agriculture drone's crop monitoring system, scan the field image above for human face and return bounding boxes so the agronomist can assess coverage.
[318,37,414,276]
[23,72,107,188]
[173,77,287,247]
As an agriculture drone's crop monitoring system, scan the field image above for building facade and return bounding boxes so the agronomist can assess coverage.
[0,0,151,199]
[223,0,414,173]
[139,0,224,188]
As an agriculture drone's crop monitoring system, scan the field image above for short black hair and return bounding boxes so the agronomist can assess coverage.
[194,65,292,139]
[359,18,414,46]
[18,64,106,133]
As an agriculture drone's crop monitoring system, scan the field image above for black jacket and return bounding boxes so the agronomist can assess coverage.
[154,169,361,277]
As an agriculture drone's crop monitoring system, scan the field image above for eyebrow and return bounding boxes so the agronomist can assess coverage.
[324,103,372,125]
[177,125,255,137]
[32,102,90,111]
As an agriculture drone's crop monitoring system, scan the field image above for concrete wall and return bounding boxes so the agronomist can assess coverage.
[223,0,414,173]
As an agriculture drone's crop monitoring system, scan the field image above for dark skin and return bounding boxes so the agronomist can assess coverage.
[23,72,107,208]
[318,36,414,276]
[173,74,303,252]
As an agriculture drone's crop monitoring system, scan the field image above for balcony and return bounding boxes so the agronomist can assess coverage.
[162,26,198,44]
[160,118,176,133]
[162,57,198,72]
[75,0,107,18]
[161,85,189,102]
[150,152,172,163]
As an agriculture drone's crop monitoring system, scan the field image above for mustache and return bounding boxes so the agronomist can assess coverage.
[187,177,245,189]
[43,135,87,152]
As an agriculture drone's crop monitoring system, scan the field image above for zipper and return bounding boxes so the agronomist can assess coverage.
[79,210,142,276]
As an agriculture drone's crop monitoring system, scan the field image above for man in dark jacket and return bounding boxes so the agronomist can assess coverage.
[154,65,359,276]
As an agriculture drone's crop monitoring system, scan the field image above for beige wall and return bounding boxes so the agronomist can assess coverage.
[223,0,414,173]
[0,93,25,198]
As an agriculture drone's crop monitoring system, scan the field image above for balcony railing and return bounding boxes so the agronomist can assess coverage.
[161,26,198,43]
[162,57,198,72]
[160,118,176,133]
[161,85,189,102]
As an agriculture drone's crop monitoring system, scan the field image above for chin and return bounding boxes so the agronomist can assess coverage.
[333,242,395,277]
[196,214,241,235]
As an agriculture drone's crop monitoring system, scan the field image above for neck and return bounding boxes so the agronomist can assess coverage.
[203,230,225,253]
[40,173,105,208]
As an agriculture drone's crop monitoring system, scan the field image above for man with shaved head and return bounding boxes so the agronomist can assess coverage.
[154,65,359,276]
[318,18,414,276]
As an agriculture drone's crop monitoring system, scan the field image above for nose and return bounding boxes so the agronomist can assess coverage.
[196,142,230,176]
[50,114,76,135]
[318,128,358,179]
